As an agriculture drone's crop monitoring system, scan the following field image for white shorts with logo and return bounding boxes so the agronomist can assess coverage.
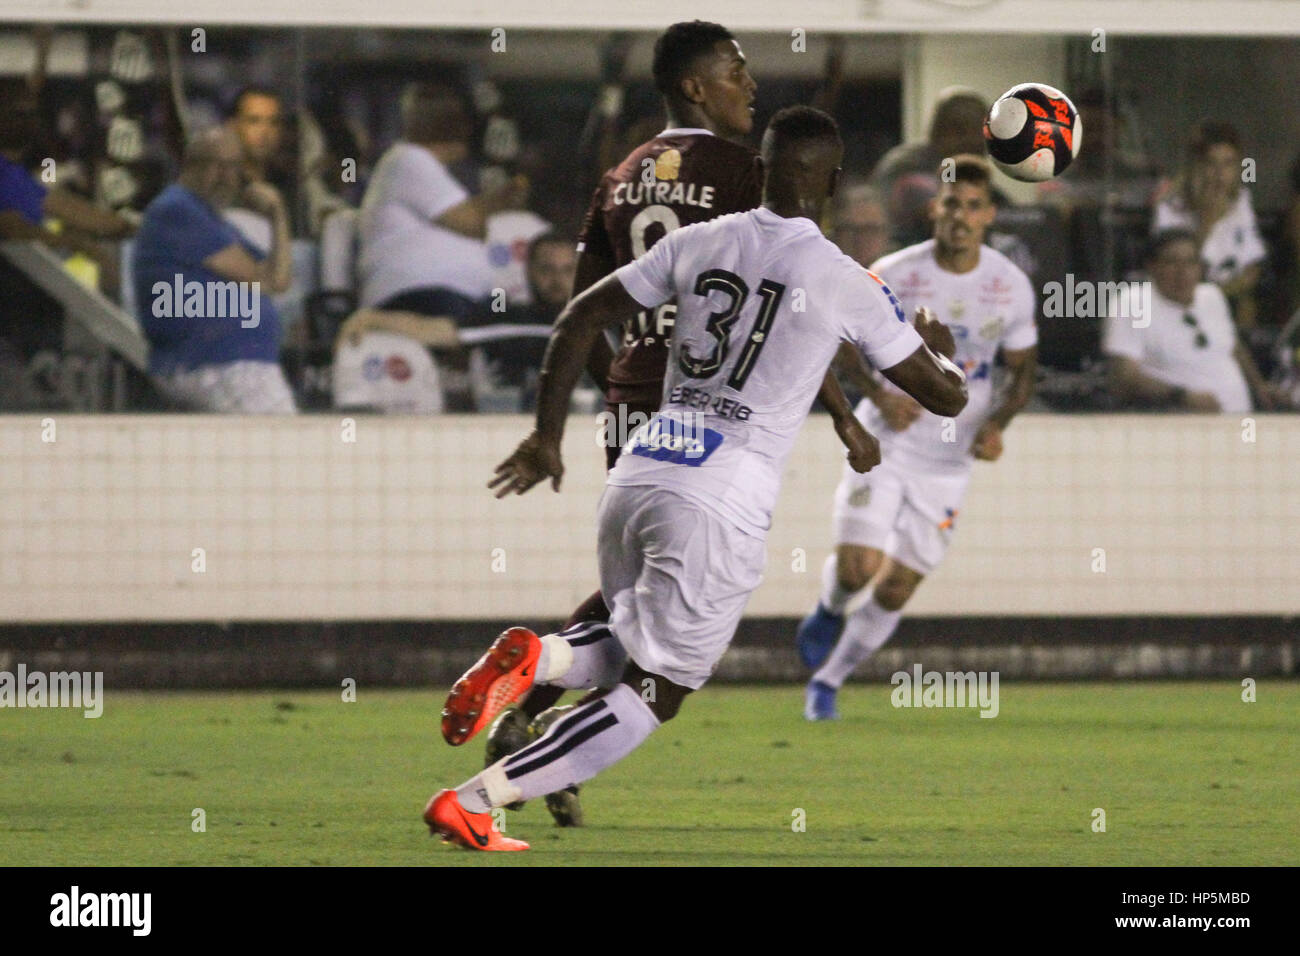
[154,360,297,413]
[831,453,971,575]
[597,483,766,691]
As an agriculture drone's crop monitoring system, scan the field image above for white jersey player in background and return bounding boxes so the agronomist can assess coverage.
[796,154,1038,721]
[422,106,968,851]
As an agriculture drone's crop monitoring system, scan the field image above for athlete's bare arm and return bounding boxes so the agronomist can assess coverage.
[491,273,642,497]
[972,346,1037,460]
[570,245,617,393]
[833,341,923,432]
[878,308,968,417]
[817,369,881,473]
[1107,355,1220,411]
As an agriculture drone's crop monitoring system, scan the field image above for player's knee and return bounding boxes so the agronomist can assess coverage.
[621,663,690,723]
[874,576,918,611]
[836,549,879,593]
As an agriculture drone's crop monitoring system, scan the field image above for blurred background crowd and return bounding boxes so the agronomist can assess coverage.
[3,23,1300,414]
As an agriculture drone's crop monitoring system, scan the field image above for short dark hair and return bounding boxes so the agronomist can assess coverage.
[1188,121,1242,160]
[400,83,472,144]
[764,105,842,152]
[228,85,282,119]
[652,20,735,100]
[940,153,993,192]
[1144,228,1200,264]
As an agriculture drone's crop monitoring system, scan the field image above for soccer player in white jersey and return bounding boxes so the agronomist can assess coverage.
[421,106,968,851]
[795,154,1038,720]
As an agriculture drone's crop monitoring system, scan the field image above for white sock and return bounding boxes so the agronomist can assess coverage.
[457,683,659,811]
[819,554,855,616]
[536,621,627,690]
[813,596,903,689]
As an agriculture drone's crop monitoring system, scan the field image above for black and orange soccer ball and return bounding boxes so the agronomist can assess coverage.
[982,83,1081,182]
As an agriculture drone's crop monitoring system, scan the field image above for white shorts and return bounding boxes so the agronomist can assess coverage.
[154,360,297,413]
[597,484,766,691]
[831,454,970,575]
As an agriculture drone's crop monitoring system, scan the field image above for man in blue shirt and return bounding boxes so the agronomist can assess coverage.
[0,79,135,283]
[133,126,296,412]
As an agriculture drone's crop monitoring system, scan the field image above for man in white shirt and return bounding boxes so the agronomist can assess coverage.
[358,83,527,317]
[795,154,1039,720]
[421,106,968,851]
[1105,229,1274,412]
[355,83,528,409]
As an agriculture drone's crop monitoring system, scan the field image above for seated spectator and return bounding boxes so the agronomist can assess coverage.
[224,86,298,247]
[485,206,553,307]
[357,82,527,320]
[132,127,296,413]
[869,88,992,248]
[476,232,577,409]
[357,82,527,409]
[1104,230,1278,413]
[830,182,892,267]
[0,79,135,290]
[1152,122,1266,329]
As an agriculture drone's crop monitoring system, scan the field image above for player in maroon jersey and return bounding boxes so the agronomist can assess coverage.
[440,20,877,827]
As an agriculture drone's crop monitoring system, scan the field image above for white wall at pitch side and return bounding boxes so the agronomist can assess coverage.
[1,414,1295,622]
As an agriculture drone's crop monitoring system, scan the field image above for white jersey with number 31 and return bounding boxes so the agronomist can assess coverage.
[608,206,924,537]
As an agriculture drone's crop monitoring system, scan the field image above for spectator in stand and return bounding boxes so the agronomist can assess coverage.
[830,182,892,268]
[479,232,577,408]
[1104,229,1279,413]
[0,79,135,287]
[356,82,527,409]
[1152,122,1266,330]
[224,86,300,245]
[132,126,295,412]
[357,82,527,321]
[870,87,991,248]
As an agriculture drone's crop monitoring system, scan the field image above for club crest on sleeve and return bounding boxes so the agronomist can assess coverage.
[866,269,906,322]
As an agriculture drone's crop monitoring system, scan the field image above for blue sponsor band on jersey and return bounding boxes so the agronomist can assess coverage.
[627,413,725,466]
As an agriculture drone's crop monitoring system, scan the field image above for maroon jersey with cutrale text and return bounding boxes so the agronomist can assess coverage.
[577,129,761,407]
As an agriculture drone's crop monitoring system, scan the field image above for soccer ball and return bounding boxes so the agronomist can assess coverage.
[982,83,1081,182]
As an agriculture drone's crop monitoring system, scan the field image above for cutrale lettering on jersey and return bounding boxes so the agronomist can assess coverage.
[612,181,716,209]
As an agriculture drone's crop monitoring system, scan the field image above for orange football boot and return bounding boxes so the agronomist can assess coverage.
[441,627,542,746]
[423,789,529,851]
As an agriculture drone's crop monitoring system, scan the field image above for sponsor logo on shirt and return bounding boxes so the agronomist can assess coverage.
[628,413,724,466]
[655,148,682,181]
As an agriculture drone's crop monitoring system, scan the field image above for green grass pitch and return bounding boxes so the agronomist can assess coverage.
[2,682,1295,866]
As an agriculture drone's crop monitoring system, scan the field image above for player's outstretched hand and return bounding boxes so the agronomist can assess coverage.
[835,415,881,473]
[972,421,1004,461]
[489,431,563,498]
[913,307,956,359]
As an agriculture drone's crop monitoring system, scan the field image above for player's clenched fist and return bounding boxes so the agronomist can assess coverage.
[834,415,882,473]
[972,421,1003,461]
[912,306,956,359]
[489,431,564,498]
